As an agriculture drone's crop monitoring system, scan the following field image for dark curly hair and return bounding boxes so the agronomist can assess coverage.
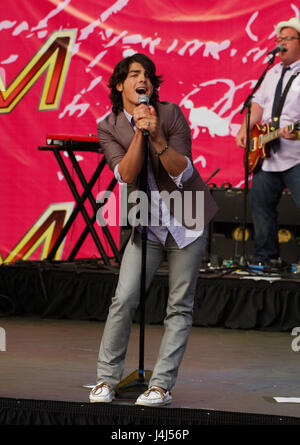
[108,53,163,115]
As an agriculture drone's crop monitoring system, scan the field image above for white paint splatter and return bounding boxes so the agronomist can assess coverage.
[71,42,81,57]
[203,40,230,60]
[167,39,178,53]
[122,48,137,57]
[96,109,112,123]
[59,94,90,118]
[78,20,100,41]
[105,28,113,38]
[122,33,161,54]
[86,50,108,71]
[183,100,230,138]
[230,123,241,137]
[38,30,48,39]
[179,40,204,56]
[86,76,102,92]
[178,39,230,59]
[0,54,18,64]
[233,178,252,189]
[0,20,16,31]
[180,78,258,139]
[242,47,267,63]
[62,152,82,162]
[193,155,207,168]
[86,30,128,68]
[245,11,259,41]
[105,30,128,48]
[100,0,130,22]
[31,0,71,31]
[12,21,29,36]
[291,3,300,18]
[78,0,130,41]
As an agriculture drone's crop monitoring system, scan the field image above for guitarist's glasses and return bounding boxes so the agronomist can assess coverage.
[275,36,300,43]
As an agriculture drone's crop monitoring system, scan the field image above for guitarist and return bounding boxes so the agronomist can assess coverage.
[236,17,300,265]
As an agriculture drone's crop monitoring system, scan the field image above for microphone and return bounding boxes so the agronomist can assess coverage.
[267,44,287,56]
[138,94,150,106]
[138,94,150,136]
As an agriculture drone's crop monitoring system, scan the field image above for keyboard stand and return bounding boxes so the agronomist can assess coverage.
[38,140,121,266]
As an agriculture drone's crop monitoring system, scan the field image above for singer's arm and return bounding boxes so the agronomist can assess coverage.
[115,102,188,183]
[117,129,145,184]
[235,102,263,148]
[150,135,188,177]
[135,104,187,177]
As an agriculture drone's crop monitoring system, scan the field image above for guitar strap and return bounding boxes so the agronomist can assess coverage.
[252,70,300,172]
[272,70,300,128]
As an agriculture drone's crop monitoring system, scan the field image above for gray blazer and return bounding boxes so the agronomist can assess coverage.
[97,101,218,230]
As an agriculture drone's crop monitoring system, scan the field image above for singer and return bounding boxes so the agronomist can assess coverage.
[89,53,217,406]
[236,17,300,266]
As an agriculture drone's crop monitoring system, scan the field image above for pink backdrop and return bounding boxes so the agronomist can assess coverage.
[1,0,298,262]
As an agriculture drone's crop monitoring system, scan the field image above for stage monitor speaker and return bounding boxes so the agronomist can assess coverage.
[209,187,300,263]
[211,187,300,225]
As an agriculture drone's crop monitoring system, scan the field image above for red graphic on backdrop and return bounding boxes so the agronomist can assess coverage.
[0,30,76,113]
[2,203,74,264]
[0,1,299,262]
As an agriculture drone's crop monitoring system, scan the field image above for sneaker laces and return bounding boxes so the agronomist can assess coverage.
[144,386,167,399]
[91,381,113,395]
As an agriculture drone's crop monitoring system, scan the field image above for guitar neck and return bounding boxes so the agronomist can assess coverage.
[262,122,294,144]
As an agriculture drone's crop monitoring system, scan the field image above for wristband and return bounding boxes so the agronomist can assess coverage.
[155,144,169,157]
[297,131,300,140]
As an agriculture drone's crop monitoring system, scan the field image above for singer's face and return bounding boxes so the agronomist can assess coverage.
[116,62,154,114]
[279,27,300,65]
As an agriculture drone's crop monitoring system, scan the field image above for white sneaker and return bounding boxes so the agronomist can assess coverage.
[135,386,172,407]
[89,382,115,403]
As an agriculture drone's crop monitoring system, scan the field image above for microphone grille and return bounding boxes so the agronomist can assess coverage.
[138,94,150,105]
[278,44,287,52]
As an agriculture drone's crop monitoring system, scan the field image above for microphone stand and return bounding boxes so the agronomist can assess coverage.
[239,53,276,266]
[204,168,220,265]
[116,128,152,399]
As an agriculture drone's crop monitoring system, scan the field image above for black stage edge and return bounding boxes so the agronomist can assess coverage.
[1,397,300,426]
[2,260,300,427]
[1,259,300,330]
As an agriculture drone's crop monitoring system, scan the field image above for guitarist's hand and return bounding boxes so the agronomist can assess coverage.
[280,126,298,140]
[235,128,246,148]
[235,102,263,148]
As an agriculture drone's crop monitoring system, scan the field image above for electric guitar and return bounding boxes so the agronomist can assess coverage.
[246,120,300,173]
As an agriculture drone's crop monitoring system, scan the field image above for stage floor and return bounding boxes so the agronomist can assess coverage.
[1,316,300,420]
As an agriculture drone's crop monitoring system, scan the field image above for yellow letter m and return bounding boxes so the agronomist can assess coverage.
[0,29,77,113]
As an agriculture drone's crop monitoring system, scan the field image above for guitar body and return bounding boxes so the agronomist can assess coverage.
[247,123,271,173]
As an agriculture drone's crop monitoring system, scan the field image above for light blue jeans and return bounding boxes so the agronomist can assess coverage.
[96,229,207,391]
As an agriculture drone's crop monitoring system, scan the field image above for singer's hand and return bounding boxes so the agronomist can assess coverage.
[134,105,160,139]
[132,104,149,123]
